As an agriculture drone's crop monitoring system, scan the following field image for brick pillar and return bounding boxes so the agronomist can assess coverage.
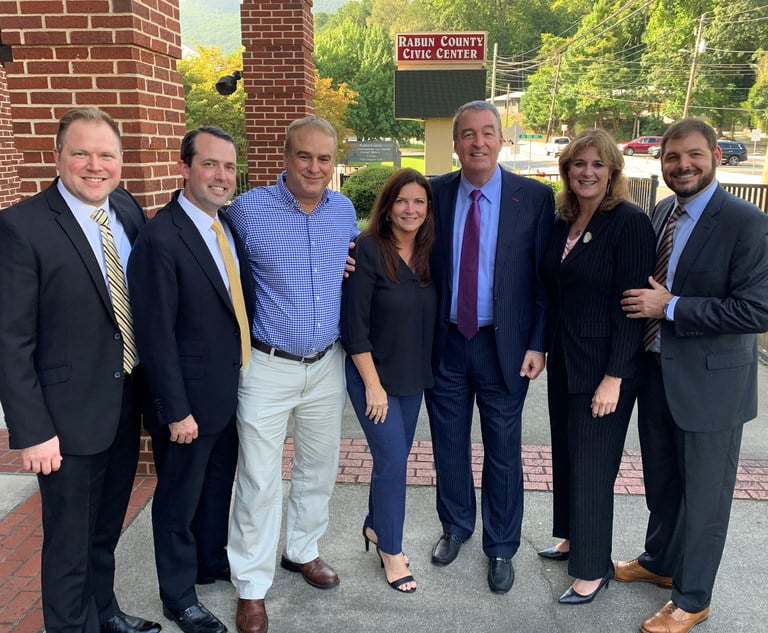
[0,0,187,214]
[240,0,315,187]
[0,62,22,208]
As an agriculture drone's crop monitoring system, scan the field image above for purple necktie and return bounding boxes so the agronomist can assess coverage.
[457,189,482,339]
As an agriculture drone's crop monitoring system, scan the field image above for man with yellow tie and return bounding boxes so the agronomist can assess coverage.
[128,126,255,633]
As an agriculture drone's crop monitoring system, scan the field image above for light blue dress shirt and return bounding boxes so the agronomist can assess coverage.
[449,166,502,326]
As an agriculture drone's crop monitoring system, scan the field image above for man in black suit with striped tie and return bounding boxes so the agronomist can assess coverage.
[0,107,160,633]
[620,118,768,633]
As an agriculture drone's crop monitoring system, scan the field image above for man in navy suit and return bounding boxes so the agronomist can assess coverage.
[426,101,555,593]
[620,119,768,633]
[0,108,160,633]
[129,127,255,633]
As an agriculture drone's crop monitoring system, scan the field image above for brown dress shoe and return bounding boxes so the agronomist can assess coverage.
[236,599,267,633]
[641,601,710,633]
[280,555,340,589]
[613,559,673,589]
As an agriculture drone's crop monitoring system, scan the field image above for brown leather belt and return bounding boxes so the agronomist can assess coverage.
[251,339,334,364]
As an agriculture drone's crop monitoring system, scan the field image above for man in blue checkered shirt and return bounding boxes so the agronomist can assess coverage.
[225,117,358,633]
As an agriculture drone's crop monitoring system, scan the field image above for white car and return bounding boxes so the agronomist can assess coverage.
[545,136,570,157]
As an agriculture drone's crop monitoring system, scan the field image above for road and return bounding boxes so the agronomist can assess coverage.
[500,140,766,186]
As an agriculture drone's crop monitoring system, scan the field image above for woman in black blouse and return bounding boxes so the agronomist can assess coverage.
[538,129,655,604]
[341,168,436,594]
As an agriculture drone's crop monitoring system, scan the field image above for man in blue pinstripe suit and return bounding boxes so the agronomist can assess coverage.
[425,101,555,593]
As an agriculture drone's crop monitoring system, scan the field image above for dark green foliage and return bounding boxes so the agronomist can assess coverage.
[341,166,398,220]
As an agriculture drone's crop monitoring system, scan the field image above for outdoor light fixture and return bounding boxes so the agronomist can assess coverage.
[215,70,243,96]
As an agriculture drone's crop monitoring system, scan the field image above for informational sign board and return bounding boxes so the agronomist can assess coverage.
[344,140,401,166]
[395,32,486,64]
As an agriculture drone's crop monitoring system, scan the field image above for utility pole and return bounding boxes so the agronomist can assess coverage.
[683,15,705,118]
[490,42,498,103]
[545,55,562,142]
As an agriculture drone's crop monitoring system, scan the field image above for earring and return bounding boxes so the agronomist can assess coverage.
[385,214,391,222]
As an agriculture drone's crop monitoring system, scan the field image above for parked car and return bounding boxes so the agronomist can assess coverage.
[617,135,663,156]
[649,140,748,166]
[717,140,748,166]
[545,136,571,156]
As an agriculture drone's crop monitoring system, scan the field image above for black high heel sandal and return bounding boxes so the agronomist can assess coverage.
[362,521,410,566]
[376,547,416,593]
[362,521,374,552]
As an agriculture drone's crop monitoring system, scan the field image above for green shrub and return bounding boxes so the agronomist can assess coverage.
[528,175,563,196]
[341,165,397,220]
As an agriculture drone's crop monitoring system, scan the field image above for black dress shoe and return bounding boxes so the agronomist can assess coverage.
[537,545,570,561]
[558,568,614,605]
[101,613,162,633]
[431,533,465,566]
[162,603,227,633]
[196,567,231,585]
[487,557,514,594]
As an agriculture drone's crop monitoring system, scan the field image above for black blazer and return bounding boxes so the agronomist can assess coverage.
[128,192,256,436]
[654,187,768,431]
[429,168,555,391]
[542,200,656,393]
[0,179,146,454]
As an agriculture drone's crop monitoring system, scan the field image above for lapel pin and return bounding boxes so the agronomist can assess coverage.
[582,232,592,244]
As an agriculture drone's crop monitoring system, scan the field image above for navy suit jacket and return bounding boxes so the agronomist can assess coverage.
[429,168,555,391]
[654,186,768,432]
[0,179,146,454]
[128,192,256,436]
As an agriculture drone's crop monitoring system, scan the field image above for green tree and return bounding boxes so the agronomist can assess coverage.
[178,45,246,156]
[313,71,358,156]
[314,8,422,143]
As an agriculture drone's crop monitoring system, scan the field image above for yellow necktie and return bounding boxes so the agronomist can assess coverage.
[91,208,136,374]
[211,219,251,368]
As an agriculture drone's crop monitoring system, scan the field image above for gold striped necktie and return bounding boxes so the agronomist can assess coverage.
[211,219,251,368]
[91,208,136,374]
[643,204,686,351]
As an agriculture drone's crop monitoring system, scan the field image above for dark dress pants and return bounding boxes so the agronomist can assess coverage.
[546,341,636,580]
[637,356,742,612]
[151,418,237,610]
[345,357,422,555]
[37,375,141,633]
[425,326,527,558]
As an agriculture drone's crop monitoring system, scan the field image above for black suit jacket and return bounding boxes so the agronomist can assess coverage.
[542,201,656,392]
[654,187,768,431]
[429,168,555,391]
[0,179,146,454]
[127,192,256,436]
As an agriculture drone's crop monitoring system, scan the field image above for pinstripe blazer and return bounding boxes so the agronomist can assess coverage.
[542,200,655,393]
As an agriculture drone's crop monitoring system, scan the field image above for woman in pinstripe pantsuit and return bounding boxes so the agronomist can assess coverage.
[538,129,655,604]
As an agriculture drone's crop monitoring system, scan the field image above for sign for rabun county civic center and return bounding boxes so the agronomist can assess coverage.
[395,32,487,64]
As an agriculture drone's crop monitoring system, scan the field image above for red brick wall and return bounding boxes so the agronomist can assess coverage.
[0,63,22,208]
[240,0,315,186]
[0,1,187,214]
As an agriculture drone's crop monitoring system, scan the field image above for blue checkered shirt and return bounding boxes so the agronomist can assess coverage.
[227,172,359,357]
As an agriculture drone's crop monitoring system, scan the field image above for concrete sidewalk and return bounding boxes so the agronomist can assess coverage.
[1,367,767,633]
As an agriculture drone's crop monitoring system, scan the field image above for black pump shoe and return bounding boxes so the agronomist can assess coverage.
[537,545,570,561]
[558,569,614,605]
